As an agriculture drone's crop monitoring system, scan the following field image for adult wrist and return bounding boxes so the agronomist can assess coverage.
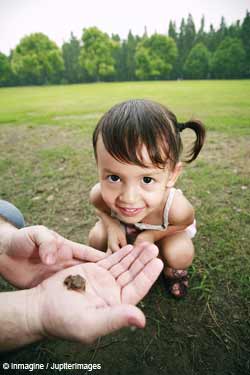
[25,287,46,343]
[0,288,44,352]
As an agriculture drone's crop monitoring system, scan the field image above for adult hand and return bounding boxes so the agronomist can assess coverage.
[0,224,105,289]
[29,242,163,344]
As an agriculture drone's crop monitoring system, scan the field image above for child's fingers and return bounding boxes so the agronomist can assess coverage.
[108,235,122,253]
[119,234,127,248]
[109,242,120,253]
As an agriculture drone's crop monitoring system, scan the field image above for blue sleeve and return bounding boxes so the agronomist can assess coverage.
[0,200,25,229]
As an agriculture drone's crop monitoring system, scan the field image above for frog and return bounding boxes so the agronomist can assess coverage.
[64,274,86,292]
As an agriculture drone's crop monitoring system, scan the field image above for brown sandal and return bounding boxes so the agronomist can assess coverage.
[163,268,189,298]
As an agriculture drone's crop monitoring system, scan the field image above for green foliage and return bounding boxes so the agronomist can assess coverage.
[80,27,116,81]
[0,52,13,86]
[1,11,250,87]
[175,14,196,78]
[184,43,210,79]
[211,37,246,78]
[62,32,83,83]
[11,33,64,85]
[135,34,177,80]
[241,11,250,76]
[115,31,141,81]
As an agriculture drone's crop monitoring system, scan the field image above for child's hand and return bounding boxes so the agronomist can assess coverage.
[107,224,127,253]
[134,231,155,246]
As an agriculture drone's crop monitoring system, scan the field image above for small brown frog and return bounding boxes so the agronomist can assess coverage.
[64,274,86,292]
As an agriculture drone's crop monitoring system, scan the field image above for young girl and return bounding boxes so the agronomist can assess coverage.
[88,99,205,298]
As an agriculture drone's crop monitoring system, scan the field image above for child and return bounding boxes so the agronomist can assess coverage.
[88,99,205,297]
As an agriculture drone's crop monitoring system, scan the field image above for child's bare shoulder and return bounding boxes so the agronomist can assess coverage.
[168,190,194,226]
[89,183,101,202]
[89,183,109,212]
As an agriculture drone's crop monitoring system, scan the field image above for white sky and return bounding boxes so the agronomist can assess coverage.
[0,0,249,54]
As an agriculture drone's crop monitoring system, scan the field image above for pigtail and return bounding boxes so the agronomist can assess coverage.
[177,120,206,163]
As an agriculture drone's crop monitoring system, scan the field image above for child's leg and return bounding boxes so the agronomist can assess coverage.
[158,231,194,297]
[88,220,108,252]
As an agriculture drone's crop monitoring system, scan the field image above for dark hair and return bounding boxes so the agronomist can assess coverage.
[93,99,206,169]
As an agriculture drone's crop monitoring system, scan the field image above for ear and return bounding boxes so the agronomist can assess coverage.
[166,162,182,188]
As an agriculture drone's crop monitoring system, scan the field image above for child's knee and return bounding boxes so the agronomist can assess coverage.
[163,236,194,269]
[88,225,97,245]
[88,221,107,250]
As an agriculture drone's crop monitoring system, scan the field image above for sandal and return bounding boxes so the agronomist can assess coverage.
[163,268,189,298]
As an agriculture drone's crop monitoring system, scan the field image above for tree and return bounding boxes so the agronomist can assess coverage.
[184,43,210,79]
[241,11,250,76]
[0,52,13,86]
[80,27,116,81]
[168,21,178,42]
[205,24,217,51]
[211,17,228,52]
[196,16,206,45]
[11,33,64,85]
[135,34,177,80]
[211,37,246,78]
[111,34,124,81]
[175,14,196,78]
[62,32,83,83]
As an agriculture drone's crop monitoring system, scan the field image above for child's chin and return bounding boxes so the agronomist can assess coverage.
[121,214,143,224]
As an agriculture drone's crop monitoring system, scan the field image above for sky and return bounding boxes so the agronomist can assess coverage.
[0,0,249,54]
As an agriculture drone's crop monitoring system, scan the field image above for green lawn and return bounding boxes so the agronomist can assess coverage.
[0,81,250,375]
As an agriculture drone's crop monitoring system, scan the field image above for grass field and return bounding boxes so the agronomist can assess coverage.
[0,80,250,374]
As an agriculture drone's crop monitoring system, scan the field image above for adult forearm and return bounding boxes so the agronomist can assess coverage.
[0,288,43,351]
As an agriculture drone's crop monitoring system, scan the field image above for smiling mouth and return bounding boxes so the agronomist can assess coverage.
[118,206,145,216]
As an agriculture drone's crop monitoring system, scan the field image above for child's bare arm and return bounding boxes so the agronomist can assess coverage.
[135,193,194,245]
[89,183,110,214]
[90,184,127,251]
[90,183,120,227]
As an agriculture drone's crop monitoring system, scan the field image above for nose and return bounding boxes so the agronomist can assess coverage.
[119,184,138,205]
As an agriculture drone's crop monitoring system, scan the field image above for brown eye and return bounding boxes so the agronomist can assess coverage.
[143,177,153,184]
[108,175,120,182]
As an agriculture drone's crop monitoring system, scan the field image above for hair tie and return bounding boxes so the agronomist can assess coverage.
[177,122,186,132]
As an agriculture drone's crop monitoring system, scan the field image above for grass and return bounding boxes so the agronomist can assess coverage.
[0,80,250,374]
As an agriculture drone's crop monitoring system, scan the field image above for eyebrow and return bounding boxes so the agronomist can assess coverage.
[102,168,164,177]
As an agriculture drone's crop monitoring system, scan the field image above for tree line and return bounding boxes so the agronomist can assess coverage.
[0,11,250,86]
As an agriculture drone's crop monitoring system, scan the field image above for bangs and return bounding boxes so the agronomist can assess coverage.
[93,99,181,169]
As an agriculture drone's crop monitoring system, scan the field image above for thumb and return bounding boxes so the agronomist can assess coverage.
[31,226,58,265]
[88,305,146,341]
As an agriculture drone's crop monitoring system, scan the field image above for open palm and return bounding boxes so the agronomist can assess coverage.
[36,242,163,343]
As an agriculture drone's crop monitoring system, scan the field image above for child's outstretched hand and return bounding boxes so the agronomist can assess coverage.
[135,231,155,246]
[107,222,127,254]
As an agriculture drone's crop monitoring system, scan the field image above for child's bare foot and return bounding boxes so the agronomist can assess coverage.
[163,268,189,298]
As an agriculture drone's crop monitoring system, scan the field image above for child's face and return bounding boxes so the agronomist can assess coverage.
[96,137,181,224]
